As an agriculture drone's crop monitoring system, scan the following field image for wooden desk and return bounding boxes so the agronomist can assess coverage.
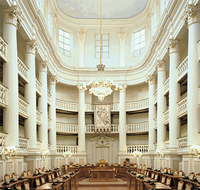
[178,177,200,189]
[97,162,109,167]
[23,174,43,188]
[0,179,28,189]
[36,182,63,190]
[90,168,116,182]
[144,182,172,190]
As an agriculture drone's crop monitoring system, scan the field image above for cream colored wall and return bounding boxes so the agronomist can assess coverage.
[127,135,148,145]
[56,134,77,145]
[56,113,78,124]
[126,113,148,123]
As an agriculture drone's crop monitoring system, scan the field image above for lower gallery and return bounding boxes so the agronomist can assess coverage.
[0,0,200,189]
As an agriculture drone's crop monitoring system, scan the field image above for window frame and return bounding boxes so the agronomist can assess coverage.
[133,28,145,57]
[58,29,71,57]
[95,34,109,59]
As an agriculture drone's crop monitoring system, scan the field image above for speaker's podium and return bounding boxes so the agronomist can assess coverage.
[97,159,109,167]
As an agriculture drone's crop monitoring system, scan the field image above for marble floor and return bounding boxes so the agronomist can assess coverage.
[78,178,128,190]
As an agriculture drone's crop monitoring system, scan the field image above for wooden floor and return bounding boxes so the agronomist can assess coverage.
[78,178,128,190]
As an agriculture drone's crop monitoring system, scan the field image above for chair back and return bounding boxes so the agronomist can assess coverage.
[167,168,171,174]
[22,171,28,177]
[178,180,184,190]
[35,169,38,174]
[139,164,142,169]
[179,170,183,176]
[27,170,31,175]
[56,171,59,177]
[86,163,91,166]
[4,174,10,183]
[113,163,119,166]
[100,159,105,163]
[151,173,155,179]
[146,171,149,177]
[174,169,178,175]
[35,178,40,187]
[161,176,166,183]
[69,164,73,168]
[188,172,195,180]
[196,173,200,177]
[166,177,171,186]
[15,184,22,190]
[12,172,17,180]
[144,171,147,176]
[52,173,55,179]
[143,165,146,170]
[42,167,45,172]
[164,167,168,173]
[24,181,30,190]
[38,168,42,173]
[40,176,45,184]
[48,173,52,181]
[154,173,158,181]
[59,171,62,176]
[185,183,193,190]
[133,164,137,168]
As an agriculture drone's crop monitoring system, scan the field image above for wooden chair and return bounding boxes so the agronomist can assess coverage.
[64,164,68,173]
[144,171,147,176]
[51,173,55,179]
[113,163,119,166]
[15,184,22,190]
[151,173,155,179]
[166,177,171,186]
[59,171,62,176]
[196,173,200,183]
[35,169,38,174]
[141,165,146,174]
[179,170,183,176]
[42,167,45,172]
[188,172,195,180]
[196,173,200,177]
[48,173,52,181]
[100,159,105,163]
[35,178,40,187]
[24,181,30,190]
[174,169,178,175]
[11,172,17,180]
[139,164,142,170]
[27,170,31,175]
[154,173,158,181]
[133,163,137,168]
[22,171,28,177]
[4,174,10,183]
[69,164,73,168]
[142,165,146,170]
[164,167,168,173]
[40,176,45,184]
[185,183,193,190]
[56,171,59,177]
[161,176,166,184]
[38,168,42,173]
[146,171,149,177]
[167,168,171,174]
[177,180,184,190]
[86,163,91,166]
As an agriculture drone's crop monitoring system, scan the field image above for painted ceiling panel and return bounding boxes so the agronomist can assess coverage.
[56,0,148,19]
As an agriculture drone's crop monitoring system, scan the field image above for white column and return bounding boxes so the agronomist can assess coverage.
[118,28,126,67]
[24,40,37,151]
[168,39,181,150]
[77,85,87,153]
[78,28,86,67]
[49,75,57,153]
[38,62,48,150]
[2,5,23,147]
[157,61,166,150]
[148,75,156,153]
[185,3,200,146]
[118,84,127,153]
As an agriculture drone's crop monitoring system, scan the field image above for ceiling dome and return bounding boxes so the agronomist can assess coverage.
[56,0,148,19]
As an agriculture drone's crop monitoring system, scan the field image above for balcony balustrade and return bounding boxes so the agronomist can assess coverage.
[127,145,149,154]
[18,57,29,83]
[57,145,78,154]
[0,36,7,61]
[85,103,93,111]
[177,97,187,118]
[37,141,42,151]
[18,137,28,152]
[127,121,149,133]
[126,98,149,111]
[154,143,157,151]
[36,78,42,96]
[0,133,6,152]
[36,110,42,125]
[85,124,119,133]
[18,97,29,118]
[164,140,169,149]
[177,56,188,82]
[111,103,119,111]
[163,78,169,95]
[163,109,169,125]
[178,137,188,151]
[0,83,8,108]
[56,98,78,112]
[56,122,78,133]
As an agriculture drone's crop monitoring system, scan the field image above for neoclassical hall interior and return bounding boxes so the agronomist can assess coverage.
[0,0,200,183]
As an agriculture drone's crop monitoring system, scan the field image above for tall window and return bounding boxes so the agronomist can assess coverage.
[132,29,145,56]
[95,34,109,58]
[59,29,71,57]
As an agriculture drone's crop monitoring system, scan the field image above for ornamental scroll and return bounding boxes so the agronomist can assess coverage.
[94,104,111,132]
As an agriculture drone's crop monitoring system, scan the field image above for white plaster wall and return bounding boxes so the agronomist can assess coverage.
[127,135,148,145]
[56,134,77,145]
[56,113,78,124]
[126,83,149,102]
[126,113,148,123]
[56,84,78,102]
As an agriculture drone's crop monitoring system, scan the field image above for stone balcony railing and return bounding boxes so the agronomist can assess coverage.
[164,140,169,149]
[56,98,78,112]
[163,78,169,95]
[177,97,187,118]
[111,103,119,111]
[56,122,78,133]
[36,78,42,96]
[0,83,8,108]
[85,103,93,112]
[154,143,157,151]
[0,36,7,62]
[18,97,29,118]
[153,91,158,104]
[47,91,51,105]
[154,117,157,129]
[37,141,42,151]
[163,109,169,125]
[178,137,188,151]
[18,137,28,152]
[127,145,149,154]
[127,121,149,133]
[57,145,78,154]
[85,124,119,133]
[36,110,42,125]
[0,133,6,152]
[126,98,149,111]
[18,57,29,83]
[177,56,188,82]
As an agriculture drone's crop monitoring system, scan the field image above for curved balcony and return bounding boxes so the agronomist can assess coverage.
[18,137,28,152]
[177,56,188,82]
[18,97,29,118]
[85,124,119,133]
[0,83,8,108]
[18,57,29,83]
[111,103,119,111]
[0,37,7,62]
[56,122,78,134]
[126,121,149,133]
[126,98,149,112]
[177,97,187,118]
[57,145,78,154]
[56,98,78,112]
[36,110,42,125]
[127,145,149,154]
[178,137,188,151]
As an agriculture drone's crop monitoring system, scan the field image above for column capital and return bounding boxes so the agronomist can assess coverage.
[77,84,87,93]
[147,75,156,85]
[26,39,38,55]
[182,3,200,26]
[118,27,126,44]
[168,38,180,54]
[39,61,48,73]
[3,4,24,27]
[50,75,57,85]
[119,83,127,92]
[156,60,165,72]
[78,28,86,43]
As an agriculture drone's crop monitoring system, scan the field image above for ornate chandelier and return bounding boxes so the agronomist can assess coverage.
[87,0,117,102]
